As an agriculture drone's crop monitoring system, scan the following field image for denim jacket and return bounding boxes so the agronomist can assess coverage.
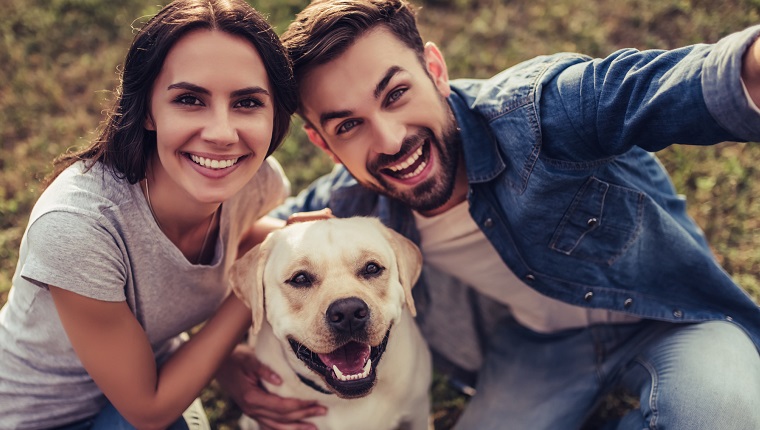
[274,26,760,351]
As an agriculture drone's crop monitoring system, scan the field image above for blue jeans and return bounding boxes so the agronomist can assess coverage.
[453,319,760,430]
[56,398,209,430]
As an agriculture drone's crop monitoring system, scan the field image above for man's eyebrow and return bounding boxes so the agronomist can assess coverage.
[374,66,403,99]
[167,83,270,98]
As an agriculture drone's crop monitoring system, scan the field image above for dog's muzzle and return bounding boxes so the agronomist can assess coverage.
[287,297,391,398]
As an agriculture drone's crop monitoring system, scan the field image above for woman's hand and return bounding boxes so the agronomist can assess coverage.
[215,344,327,430]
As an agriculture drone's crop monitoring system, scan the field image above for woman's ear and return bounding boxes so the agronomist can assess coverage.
[304,124,341,164]
[424,42,451,98]
[144,113,156,131]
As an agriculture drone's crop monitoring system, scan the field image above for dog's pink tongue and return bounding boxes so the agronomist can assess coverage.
[318,341,370,374]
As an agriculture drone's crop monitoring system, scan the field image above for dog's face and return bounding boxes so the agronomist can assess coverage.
[230,217,422,398]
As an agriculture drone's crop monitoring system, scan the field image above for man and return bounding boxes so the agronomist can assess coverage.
[221,1,760,428]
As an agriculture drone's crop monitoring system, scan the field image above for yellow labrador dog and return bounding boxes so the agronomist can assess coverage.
[231,217,432,430]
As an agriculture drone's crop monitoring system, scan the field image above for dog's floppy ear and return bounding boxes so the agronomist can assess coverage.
[383,226,423,317]
[229,238,271,337]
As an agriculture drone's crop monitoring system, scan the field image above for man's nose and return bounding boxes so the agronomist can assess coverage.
[200,108,239,146]
[371,116,405,155]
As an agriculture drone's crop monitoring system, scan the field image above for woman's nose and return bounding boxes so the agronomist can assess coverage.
[200,108,239,146]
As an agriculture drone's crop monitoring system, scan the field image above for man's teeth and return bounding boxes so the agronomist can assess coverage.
[332,359,372,382]
[190,155,240,169]
[388,147,423,172]
[399,161,426,179]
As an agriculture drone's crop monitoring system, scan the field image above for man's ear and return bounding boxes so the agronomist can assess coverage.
[304,124,341,164]
[424,42,451,98]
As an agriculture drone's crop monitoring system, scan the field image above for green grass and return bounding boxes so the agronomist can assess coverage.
[2,0,760,428]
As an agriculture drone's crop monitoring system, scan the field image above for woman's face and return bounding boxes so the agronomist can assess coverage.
[145,29,274,205]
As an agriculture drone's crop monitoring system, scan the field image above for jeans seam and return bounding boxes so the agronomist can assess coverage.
[635,356,659,430]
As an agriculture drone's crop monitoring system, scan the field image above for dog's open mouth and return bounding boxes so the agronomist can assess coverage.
[288,330,390,398]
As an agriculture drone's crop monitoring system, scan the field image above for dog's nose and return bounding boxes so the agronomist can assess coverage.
[326,297,369,334]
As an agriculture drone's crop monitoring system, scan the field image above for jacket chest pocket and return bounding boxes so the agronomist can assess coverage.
[550,176,644,266]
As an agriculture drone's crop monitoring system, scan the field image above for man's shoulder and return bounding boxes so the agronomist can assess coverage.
[271,165,382,219]
[450,53,590,116]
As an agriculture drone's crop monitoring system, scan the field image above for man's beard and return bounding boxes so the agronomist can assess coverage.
[366,113,461,213]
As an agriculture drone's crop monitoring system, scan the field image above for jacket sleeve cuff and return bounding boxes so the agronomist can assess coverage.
[703,25,760,141]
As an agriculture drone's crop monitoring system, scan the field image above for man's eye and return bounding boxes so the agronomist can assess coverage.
[287,271,314,287]
[360,262,384,278]
[337,119,360,135]
[387,88,407,104]
[174,95,202,106]
[235,98,263,109]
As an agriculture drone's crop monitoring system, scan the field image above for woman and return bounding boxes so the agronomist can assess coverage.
[0,0,297,428]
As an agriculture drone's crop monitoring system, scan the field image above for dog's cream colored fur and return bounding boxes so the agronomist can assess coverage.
[230,217,431,430]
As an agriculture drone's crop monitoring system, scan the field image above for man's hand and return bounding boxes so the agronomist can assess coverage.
[286,208,334,225]
[215,344,327,430]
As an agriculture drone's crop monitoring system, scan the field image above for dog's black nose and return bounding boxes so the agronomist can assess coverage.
[326,297,369,334]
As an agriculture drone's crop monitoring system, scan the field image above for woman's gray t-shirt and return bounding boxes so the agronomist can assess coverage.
[0,158,288,429]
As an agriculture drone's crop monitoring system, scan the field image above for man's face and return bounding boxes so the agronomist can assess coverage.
[300,27,463,215]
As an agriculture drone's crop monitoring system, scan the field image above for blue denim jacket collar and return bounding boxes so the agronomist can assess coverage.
[447,90,506,185]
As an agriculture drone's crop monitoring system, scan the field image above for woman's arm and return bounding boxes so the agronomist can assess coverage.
[742,36,760,106]
[49,286,251,430]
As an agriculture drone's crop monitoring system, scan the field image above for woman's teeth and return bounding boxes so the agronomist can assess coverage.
[190,155,240,169]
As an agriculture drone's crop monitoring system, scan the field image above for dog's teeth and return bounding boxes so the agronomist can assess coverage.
[362,359,371,377]
[333,365,345,380]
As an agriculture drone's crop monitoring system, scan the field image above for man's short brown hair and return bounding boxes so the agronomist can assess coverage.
[281,0,424,99]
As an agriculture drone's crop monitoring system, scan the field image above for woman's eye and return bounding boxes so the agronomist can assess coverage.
[287,272,314,288]
[337,119,360,135]
[361,262,384,278]
[174,95,202,106]
[235,98,263,109]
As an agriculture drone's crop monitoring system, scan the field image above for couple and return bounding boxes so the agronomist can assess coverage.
[1,0,759,429]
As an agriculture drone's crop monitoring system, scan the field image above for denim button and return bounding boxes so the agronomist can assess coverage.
[587,217,598,226]
[673,309,683,318]
[624,298,633,308]
[525,274,535,282]
[584,292,593,301]
[483,218,494,228]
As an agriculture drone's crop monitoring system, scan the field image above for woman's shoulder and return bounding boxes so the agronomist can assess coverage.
[31,161,138,224]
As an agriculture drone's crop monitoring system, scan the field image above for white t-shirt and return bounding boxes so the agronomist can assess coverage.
[0,158,289,429]
[413,201,639,334]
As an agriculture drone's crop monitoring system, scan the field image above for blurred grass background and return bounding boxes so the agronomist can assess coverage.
[2,0,759,428]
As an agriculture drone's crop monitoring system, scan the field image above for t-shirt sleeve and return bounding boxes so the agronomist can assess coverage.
[21,210,128,302]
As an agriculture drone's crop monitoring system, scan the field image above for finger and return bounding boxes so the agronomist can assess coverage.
[249,359,282,385]
[251,404,327,422]
[286,208,334,225]
[242,389,322,416]
[257,415,320,430]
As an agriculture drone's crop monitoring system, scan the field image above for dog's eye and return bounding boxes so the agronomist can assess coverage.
[361,262,384,278]
[287,271,314,287]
